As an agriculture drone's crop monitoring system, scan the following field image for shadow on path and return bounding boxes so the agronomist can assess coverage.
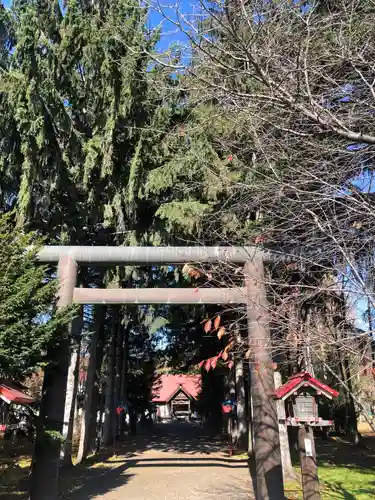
[113,421,226,456]
[62,422,253,500]
[61,462,135,500]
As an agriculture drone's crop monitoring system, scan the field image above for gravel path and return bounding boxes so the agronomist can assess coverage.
[67,422,254,500]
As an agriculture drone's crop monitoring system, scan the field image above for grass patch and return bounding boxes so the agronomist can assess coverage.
[319,465,375,499]
[286,434,375,499]
[285,466,375,499]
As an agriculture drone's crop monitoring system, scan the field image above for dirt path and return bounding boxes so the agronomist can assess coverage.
[66,422,254,500]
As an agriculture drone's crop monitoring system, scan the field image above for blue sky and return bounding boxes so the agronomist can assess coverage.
[1,0,192,51]
[148,1,194,52]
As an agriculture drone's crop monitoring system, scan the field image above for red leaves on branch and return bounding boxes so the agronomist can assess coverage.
[204,319,212,333]
[199,351,225,372]
[217,326,226,340]
[204,359,212,372]
[202,315,223,337]
[211,355,220,370]
[199,350,236,371]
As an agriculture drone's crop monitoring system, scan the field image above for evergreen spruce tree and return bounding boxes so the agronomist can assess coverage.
[0,213,66,378]
[0,1,181,497]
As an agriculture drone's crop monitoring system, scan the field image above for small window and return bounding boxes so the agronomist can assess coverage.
[294,395,316,419]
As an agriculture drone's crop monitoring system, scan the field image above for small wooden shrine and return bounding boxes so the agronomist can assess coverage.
[274,372,339,500]
[274,372,339,427]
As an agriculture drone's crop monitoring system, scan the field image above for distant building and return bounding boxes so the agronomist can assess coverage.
[0,382,34,432]
[152,374,201,420]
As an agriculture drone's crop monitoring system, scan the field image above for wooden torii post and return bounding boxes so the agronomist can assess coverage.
[31,246,286,500]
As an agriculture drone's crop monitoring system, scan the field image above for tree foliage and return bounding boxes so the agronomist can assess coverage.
[0,213,67,378]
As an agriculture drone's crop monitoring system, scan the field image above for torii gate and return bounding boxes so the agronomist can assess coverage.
[33,246,287,500]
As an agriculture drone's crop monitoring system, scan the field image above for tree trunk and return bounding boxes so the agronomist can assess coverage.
[119,324,129,440]
[87,308,107,455]
[303,309,314,376]
[326,290,361,444]
[30,256,77,500]
[274,371,296,480]
[76,306,105,463]
[103,308,119,446]
[367,297,375,380]
[343,357,360,445]
[114,319,124,442]
[226,364,236,442]
[321,359,375,433]
[337,347,360,444]
[61,310,83,466]
[235,356,247,451]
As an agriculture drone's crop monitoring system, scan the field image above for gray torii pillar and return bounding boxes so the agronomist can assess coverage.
[245,258,284,500]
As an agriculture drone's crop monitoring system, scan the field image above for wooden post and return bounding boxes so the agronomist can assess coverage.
[274,372,296,480]
[298,425,321,500]
[30,256,77,500]
[245,259,284,500]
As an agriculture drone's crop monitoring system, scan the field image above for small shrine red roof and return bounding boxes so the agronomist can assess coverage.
[152,374,201,403]
[0,385,34,405]
[274,372,339,400]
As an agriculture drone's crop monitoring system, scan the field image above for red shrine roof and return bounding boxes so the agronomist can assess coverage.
[0,385,34,405]
[274,372,339,400]
[152,374,202,403]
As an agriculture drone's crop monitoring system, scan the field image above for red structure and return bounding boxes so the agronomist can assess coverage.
[152,374,201,420]
[0,384,34,433]
[275,372,338,426]
[0,384,34,405]
[275,372,339,399]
